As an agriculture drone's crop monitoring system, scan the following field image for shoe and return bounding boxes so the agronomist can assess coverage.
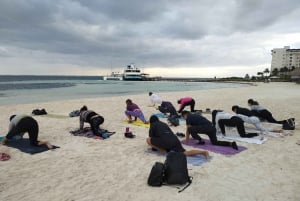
[102,133,110,139]
[232,141,238,150]
[125,132,135,138]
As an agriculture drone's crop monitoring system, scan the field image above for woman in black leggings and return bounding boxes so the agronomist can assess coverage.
[248,99,294,125]
[212,110,258,138]
[1,115,53,148]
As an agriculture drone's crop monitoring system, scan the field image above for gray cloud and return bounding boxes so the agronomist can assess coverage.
[234,0,300,31]
[0,0,300,75]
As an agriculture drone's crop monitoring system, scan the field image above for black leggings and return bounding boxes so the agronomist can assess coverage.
[255,110,285,124]
[218,116,258,138]
[178,99,195,113]
[188,125,232,147]
[89,116,104,136]
[6,117,39,146]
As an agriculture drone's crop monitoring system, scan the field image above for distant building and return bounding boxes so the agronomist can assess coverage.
[271,46,300,71]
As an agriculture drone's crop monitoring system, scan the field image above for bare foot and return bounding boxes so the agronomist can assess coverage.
[203,151,209,159]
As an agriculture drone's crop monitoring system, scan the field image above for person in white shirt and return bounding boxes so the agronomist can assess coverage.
[149,92,162,106]
[212,110,258,138]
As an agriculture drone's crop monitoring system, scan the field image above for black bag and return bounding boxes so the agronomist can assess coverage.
[167,115,179,127]
[147,162,165,187]
[164,152,192,192]
[32,109,47,115]
[282,119,295,130]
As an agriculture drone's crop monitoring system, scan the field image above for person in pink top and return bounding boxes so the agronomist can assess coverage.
[177,97,195,113]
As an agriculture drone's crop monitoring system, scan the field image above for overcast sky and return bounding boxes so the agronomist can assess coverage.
[0,0,300,77]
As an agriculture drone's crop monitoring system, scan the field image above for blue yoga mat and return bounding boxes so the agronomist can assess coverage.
[153,113,185,122]
[1,136,59,155]
[145,149,211,166]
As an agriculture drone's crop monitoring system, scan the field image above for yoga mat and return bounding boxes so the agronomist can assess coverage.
[153,113,185,122]
[145,149,211,166]
[181,139,247,155]
[245,129,282,138]
[4,138,59,155]
[217,133,267,144]
[39,114,69,119]
[123,120,150,128]
[69,128,115,139]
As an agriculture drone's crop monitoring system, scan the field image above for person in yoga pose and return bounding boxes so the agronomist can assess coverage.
[247,99,295,125]
[158,101,178,117]
[181,111,238,150]
[177,97,195,113]
[147,115,209,158]
[79,106,105,137]
[1,115,53,148]
[212,110,258,138]
[125,99,148,124]
[232,105,283,134]
[148,92,162,107]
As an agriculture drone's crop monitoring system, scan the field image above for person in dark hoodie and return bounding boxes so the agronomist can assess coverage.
[158,101,178,117]
[79,105,105,137]
[147,115,209,158]
[231,105,255,117]
[181,111,238,150]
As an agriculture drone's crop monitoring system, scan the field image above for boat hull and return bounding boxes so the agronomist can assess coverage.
[123,75,142,81]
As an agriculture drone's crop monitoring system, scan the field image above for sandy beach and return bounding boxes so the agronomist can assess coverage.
[0,82,299,201]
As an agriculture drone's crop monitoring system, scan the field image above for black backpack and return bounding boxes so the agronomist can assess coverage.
[147,162,165,187]
[167,115,179,127]
[164,152,191,186]
[147,152,192,193]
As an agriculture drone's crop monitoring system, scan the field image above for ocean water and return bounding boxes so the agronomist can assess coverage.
[0,75,244,105]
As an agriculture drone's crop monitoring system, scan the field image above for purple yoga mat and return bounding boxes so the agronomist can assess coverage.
[182,139,247,155]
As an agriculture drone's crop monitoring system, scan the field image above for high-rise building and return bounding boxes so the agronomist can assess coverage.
[271,46,300,71]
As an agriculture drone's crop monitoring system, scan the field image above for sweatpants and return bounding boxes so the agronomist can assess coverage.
[125,109,147,123]
[89,116,104,137]
[188,125,232,147]
[255,109,285,124]
[218,116,258,138]
[6,117,39,146]
[178,99,195,113]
